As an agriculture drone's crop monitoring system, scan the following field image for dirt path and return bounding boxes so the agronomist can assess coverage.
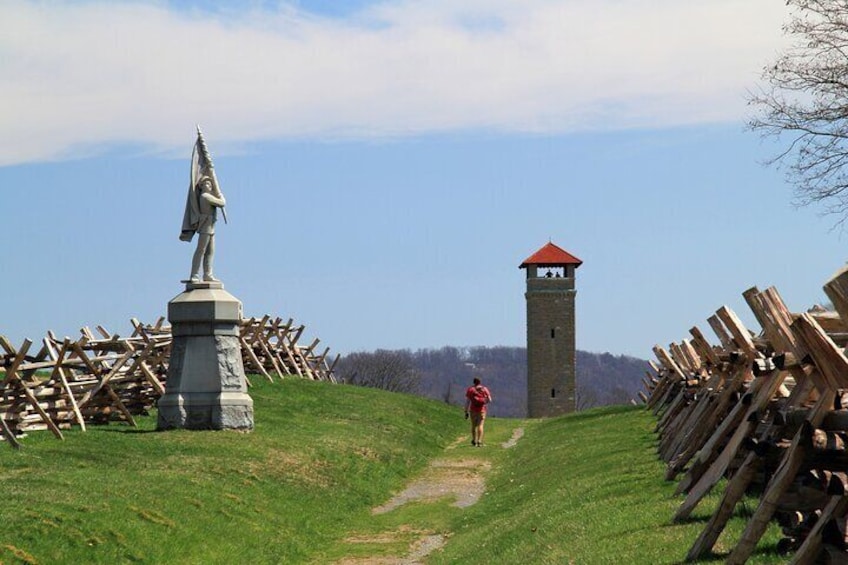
[372,458,491,514]
[501,426,524,449]
[334,425,526,564]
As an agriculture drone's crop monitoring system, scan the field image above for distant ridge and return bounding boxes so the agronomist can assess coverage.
[337,346,648,417]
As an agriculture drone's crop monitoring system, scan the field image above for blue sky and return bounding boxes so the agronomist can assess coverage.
[2,0,844,359]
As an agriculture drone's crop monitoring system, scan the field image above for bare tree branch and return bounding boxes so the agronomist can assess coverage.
[749,0,848,223]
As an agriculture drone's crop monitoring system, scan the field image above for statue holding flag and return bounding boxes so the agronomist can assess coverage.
[161,126,253,432]
[180,126,228,283]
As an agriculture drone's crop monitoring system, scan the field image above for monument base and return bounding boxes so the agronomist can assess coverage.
[158,391,253,430]
[157,281,254,431]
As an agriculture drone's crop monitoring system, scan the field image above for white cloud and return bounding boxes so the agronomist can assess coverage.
[0,0,789,165]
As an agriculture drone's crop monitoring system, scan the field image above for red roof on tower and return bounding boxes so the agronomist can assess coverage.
[519,242,583,269]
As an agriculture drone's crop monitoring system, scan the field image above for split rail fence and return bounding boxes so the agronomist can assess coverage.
[0,315,338,449]
[644,265,848,563]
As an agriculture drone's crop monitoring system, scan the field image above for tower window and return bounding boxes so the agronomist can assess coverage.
[551,388,556,398]
[550,328,556,338]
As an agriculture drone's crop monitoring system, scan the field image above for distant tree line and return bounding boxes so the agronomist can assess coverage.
[335,346,647,417]
[337,349,420,393]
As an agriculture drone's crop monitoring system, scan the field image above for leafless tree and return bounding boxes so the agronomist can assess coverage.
[336,349,420,394]
[442,381,453,404]
[575,382,599,411]
[749,0,848,223]
[607,386,635,406]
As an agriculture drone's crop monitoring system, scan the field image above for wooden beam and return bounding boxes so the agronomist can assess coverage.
[0,414,20,449]
[689,326,720,367]
[790,494,848,564]
[44,338,86,431]
[823,264,848,328]
[686,449,762,561]
[673,365,785,521]
[716,305,759,359]
[707,314,734,351]
[793,313,848,391]
[727,392,835,564]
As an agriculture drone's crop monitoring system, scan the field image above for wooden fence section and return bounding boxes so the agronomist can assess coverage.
[239,316,339,383]
[0,314,338,448]
[644,266,848,563]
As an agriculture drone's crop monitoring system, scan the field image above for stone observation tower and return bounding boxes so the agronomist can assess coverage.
[519,241,583,417]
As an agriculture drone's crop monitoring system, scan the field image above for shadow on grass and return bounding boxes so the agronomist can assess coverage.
[669,554,724,565]
[96,427,159,435]
[673,543,787,565]
[668,512,712,525]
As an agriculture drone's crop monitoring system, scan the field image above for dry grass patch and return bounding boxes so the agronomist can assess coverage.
[334,527,447,565]
[247,448,333,488]
[2,544,39,565]
[373,458,491,514]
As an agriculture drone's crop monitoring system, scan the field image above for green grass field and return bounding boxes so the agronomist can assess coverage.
[0,380,783,564]
[425,407,784,564]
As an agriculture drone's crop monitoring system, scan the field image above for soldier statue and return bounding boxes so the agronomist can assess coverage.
[180,127,228,283]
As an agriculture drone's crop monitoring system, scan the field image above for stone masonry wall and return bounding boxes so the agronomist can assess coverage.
[526,276,576,417]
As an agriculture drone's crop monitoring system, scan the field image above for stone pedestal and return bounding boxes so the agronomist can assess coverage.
[157,281,254,430]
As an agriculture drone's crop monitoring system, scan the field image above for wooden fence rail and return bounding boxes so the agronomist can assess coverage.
[644,265,848,563]
[0,314,337,448]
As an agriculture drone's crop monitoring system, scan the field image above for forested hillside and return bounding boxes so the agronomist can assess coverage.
[336,347,647,417]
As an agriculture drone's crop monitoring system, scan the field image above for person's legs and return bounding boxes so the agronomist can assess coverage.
[476,414,486,446]
[191,234,211,281]
[203,235,217,281]
[471,412,484,445]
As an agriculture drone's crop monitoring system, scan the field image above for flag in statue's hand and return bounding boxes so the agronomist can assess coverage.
[193,125,228,224]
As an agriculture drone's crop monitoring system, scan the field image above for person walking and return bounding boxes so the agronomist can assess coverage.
[465,377,492,447]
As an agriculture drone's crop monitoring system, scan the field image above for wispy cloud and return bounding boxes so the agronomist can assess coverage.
[0,0,788,165]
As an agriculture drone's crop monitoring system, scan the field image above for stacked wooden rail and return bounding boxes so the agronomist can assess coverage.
[239,315,339,383]
[0,314,338,448]
[644,265,848,563]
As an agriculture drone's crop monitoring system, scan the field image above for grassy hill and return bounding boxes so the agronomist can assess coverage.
[0,380,782,564]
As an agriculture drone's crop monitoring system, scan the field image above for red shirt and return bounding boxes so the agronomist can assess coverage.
[466,385,491,413]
